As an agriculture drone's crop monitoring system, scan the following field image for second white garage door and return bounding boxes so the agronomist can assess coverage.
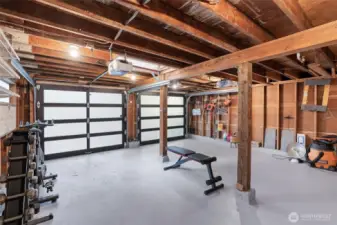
[138,93,185,145]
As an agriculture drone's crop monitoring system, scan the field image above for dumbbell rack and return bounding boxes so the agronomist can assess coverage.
[1,128,53,225]
[27,126,58,206]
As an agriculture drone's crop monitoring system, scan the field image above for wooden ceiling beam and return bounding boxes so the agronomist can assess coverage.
[18,53,106,71]
[0,4,272,83]
[283,70,301,80]
[11,33,185,70]
[163,20,337,81]
[272,0,335,69]
[17,45,107,66]
[266,72,283,81]
[20,59,104,74]
[31,0,216,59]
[308,63,331,77]
[32,74,127,86]
[197,0,273,44]
[0,8,197,65]
[26,68,139,83]
[112,0,238,52]
[4,27,113,61]
[30,0,290,81]
[193,0,309,75]
[111,0,292,79]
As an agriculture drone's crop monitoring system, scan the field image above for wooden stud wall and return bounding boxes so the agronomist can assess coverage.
[252,86,265,143]
[188,78,337,148]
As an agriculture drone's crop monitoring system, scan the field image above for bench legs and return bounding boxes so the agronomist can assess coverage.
[163,156,191,171]
[164,156,224,195]
[204,163,224,195]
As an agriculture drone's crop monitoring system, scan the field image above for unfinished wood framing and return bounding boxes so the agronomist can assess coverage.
[314,85,318,138]
[3,0,337,199]
[160,84,168,157]
[294,83,298,141]
[276,85,281,150]
[236,62,252,192]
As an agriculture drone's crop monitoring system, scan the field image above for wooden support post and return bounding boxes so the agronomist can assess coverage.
[236,62,252,192]
[276,84,281,150]
[314,85,318,139]
[202,96,207,136]
[29,87,34,123]
[227,94,231,135]
[217,95,220,139]
[262,86,266,147]
[127,93,137,140]
[294,83,298,142]
[160,79,168,157]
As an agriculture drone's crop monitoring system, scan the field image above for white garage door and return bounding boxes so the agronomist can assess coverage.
[139,93,185,145]
[37,85,125,159]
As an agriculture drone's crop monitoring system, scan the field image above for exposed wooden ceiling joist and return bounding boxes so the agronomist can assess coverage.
[110,0,238,52]
[163,20,337,81]
[4,27,114,61]
[1,3,274,84]
[16,45,108,66]
[108,0,293,78]
[308,63,331,77]
[272,0,335,69]
[0,7,198,65]
[32,74,128,86]
[22,0,270,82]
[180,0,309,75]
[31,0,216,59]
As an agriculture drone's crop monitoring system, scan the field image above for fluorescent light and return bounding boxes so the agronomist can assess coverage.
[69,45,79,58]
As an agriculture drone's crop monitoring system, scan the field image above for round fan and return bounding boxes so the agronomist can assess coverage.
[286,143,306,159]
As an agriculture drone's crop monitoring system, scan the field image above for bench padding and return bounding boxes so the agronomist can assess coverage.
[168,146,195,156]
[188,153,216,165]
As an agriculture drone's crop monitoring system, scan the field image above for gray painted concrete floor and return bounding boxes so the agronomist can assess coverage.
[39,137,337,225]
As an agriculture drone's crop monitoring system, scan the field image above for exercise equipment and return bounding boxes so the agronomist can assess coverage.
[164,146,224,195]
[20,120,59,205]
[1,128,54,225]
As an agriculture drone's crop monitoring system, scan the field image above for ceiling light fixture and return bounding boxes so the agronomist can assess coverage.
[131,74,137,81]
[69,45,79,58]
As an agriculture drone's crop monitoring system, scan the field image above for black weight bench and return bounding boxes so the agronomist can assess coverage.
[164,146,224,195]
